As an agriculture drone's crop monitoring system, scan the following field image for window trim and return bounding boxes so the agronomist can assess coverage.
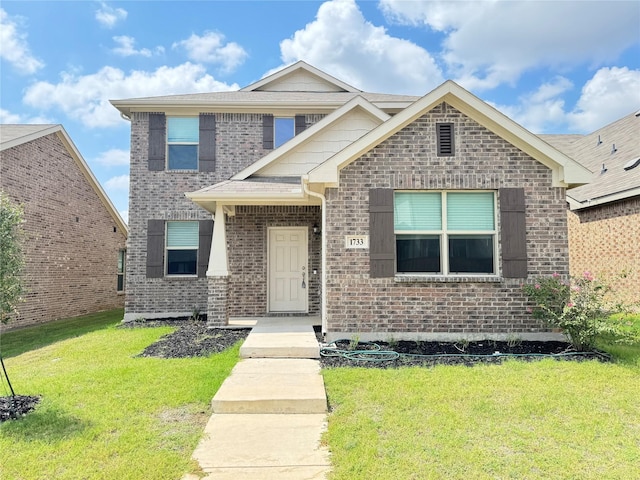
[394,190,498,276]
[166,116,199,171]
[117,249,126,292]
[165,221,199,277]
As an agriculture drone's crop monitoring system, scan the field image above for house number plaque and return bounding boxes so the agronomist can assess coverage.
[345,235,369,249]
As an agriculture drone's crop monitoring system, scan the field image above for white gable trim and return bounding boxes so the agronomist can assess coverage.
[232,96,390,180]
[240,60,361,93]
[309,80,592,188]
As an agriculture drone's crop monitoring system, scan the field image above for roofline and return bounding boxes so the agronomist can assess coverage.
[567,186,640,210]
[239,60,361,93]
[232,96,390,180]
[308,80,593,188]
[2,124,128,235]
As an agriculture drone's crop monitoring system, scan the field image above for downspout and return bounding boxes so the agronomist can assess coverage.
[302,176,327,337]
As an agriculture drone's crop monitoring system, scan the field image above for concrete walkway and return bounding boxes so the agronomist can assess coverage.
[184,317,330,480]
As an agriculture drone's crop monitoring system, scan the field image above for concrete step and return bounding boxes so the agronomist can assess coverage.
[239,319,320,359]
[189,413,330,479]
[212,359,328,414]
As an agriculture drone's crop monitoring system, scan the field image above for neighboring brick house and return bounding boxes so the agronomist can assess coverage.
[112,61,591,341]
[0,124,127,329]
[543,111,640,306]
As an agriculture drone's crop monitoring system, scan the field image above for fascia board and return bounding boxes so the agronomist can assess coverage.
[567,186,640,210]
[55,127,129,235]
[232,96,390,180]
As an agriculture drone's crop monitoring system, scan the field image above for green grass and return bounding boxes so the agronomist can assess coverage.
[323,323,640,480]
[0,310,241,480]
[1,309,123,358]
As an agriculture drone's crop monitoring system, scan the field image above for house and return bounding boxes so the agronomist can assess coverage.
[0,124,127,330]
[111,61,591,342]
[543,111,640,306]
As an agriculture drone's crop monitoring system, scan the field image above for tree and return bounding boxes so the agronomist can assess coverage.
[0,191,25,399]
[0,191,25,325]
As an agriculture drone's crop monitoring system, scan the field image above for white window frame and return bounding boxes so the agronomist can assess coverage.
[165,221,199,277]
[394,190,498,276]
[166,116,199,171]
[117,249,126,292]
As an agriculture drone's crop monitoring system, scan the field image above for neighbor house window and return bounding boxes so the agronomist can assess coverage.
[274,117,295,147]
[117,249,126,292]
[167,117,199,170]
[394,191,496,275]
[166,221,199,275]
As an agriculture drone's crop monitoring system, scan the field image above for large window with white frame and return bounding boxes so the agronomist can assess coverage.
[394,191,496,275]
[166,221,199,275]
[167,117,199,170]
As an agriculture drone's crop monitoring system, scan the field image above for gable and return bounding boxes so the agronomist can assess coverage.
[308,80,592,189]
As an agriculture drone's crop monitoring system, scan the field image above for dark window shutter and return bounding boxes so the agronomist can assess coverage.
[198,220,213,278]
[500,188,527,278]
[295,115,307,135]
[263,114,274,149]
[437,123,454,156]
[369,189,395,278]
[147,220,165,278]
[199,114,216,172]
[148,114,166,171]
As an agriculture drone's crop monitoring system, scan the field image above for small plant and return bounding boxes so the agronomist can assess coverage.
[387,336,399,350]
[523,271,633,351]
[348,334,360,351]
[506,334,522,349]
[453,338,470,353]
[189,306,201,322]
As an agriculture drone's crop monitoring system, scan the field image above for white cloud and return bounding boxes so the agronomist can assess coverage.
[23,63,239,128]
[491,68,640,134]
[0,8,44,74]
[96,2,127,28]
[112,36,162,57]
[105,174,129,191]
[0,107,52,124]
[567,67,640,132]
[279,0,443,95]
[95,148,129,167]
[119,209,128,224]
[380,0,640,90]
[172,31,248,73]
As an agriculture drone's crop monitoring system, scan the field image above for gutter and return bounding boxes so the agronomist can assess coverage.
[302,176,327,337]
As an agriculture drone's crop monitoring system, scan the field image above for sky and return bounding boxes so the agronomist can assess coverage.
[1,0,639,224]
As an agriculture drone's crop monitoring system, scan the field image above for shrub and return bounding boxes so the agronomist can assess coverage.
[523,272,633,351]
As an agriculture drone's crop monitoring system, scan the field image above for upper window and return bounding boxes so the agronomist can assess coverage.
[394,191,496,275]
[274,117,295,148]
[167,117,199,170]
[166,221,199,275]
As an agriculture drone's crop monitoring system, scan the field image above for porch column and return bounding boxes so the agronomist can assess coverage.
[206,204,230,327]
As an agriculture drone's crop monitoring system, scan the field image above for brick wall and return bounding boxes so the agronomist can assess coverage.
[323,103,568,341]
[226,205,322,317]
[568,197,640,306]
[0,133,126,329]
[125,112,322,320]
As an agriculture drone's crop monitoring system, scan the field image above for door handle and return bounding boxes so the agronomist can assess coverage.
[301,271,306,289]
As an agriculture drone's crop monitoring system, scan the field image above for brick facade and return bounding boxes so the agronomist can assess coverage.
[0,132,126,329]
[568,197,640,306]
[125,112,322,321]
[323,103,568,341]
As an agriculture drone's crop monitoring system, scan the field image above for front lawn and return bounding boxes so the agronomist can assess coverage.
[0,310,240,480]
[323,328,640,479]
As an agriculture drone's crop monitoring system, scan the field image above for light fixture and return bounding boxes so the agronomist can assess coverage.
[312,223,321,235]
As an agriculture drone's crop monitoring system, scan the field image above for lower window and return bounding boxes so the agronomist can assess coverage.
[394,191,496,275]
[166,221,198,275]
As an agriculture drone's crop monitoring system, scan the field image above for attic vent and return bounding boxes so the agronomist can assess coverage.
[437,123,455,156]
[623,157,640,171]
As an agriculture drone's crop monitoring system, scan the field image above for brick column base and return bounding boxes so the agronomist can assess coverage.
[207,276,229,327]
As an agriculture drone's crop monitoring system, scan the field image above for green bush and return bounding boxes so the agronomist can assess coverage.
[523,272,634,351]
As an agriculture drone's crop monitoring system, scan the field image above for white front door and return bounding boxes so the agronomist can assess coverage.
[268,227,308,312]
